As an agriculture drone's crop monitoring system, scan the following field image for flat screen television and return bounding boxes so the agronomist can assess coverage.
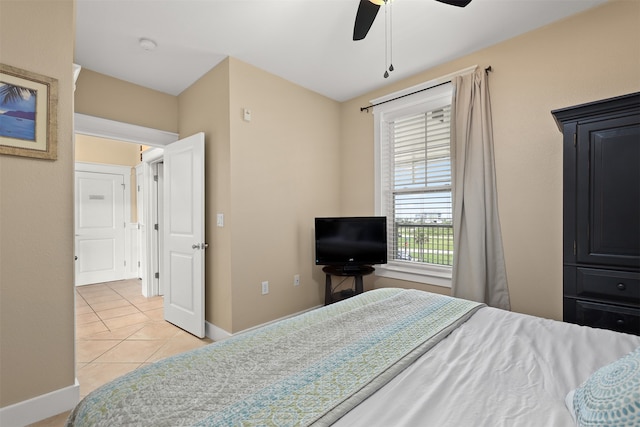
[315,216,387,269]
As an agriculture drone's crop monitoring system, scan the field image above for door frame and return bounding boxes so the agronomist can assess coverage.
[140,147,165,297]
[74,114,179,296]
[75,114,179,146]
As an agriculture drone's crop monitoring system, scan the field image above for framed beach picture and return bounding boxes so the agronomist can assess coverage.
[0,64,58,160]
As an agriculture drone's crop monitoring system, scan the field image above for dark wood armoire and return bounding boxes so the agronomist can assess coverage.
[552,92,640,335]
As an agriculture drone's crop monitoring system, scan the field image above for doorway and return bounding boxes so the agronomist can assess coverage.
[139,148,165,297]
[74,113,207,338]
[74,136,145,287]
[74,113,178,295]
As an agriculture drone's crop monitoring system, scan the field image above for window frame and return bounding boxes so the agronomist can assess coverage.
[373,80,454,288]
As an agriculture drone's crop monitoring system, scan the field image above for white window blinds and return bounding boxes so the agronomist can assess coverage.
[377,84,453,271]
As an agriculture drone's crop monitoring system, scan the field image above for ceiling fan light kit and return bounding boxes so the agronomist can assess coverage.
[353,0,473,78]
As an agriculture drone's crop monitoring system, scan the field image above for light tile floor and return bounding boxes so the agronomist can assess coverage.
[29,279,213,427]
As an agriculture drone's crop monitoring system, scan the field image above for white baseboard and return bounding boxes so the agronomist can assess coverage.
[205,321,232,341]
[0,379,79,427]
[205,304,322,342]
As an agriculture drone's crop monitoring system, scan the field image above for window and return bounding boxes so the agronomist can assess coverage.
[374,81,453,286]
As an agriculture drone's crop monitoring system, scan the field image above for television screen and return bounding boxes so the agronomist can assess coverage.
[315,217,387,267]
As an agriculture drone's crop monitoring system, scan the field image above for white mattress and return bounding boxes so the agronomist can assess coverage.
[334,307,640,427]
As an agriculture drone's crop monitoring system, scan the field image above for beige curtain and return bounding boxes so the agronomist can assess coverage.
[450,69,510,310]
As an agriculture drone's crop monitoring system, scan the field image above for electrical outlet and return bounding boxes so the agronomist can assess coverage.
[261,281,269,295]
[294,274,300,286]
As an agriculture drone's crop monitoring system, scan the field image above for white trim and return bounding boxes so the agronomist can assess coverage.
[72,64,81,92]
[125,223,140,279]
[206,304,323,342]
[74,113,178,147]
[376,263,452,288]
[142,147,165,163]
[0,379,79,427]
[73,64,81,84]
[206,321,232,342]
[75,161,131,176]
[140,150,165,297]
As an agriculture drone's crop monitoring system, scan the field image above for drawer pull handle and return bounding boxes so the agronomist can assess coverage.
[616,283,626,291]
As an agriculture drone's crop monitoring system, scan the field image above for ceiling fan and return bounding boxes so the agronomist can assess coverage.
[353,0,473,41]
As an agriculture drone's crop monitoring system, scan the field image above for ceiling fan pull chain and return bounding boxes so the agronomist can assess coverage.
[383,0,389,78]
[388,0,394,74]
[383,0,394,78]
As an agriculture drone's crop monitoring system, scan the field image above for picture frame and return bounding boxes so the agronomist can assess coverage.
[0,64,58,160]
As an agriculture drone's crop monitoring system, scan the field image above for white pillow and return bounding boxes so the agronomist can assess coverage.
[566,346,640,426]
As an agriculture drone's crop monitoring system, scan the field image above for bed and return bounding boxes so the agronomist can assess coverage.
[66,288,640,426]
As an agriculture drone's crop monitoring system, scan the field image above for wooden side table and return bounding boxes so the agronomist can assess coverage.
[323,265,374,305]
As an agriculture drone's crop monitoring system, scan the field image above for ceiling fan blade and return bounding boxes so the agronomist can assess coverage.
[353,0,380,41]
[434,0,472,7]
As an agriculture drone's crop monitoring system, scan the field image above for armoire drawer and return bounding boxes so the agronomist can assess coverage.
[576,267,640,305]
[566,298,640,335]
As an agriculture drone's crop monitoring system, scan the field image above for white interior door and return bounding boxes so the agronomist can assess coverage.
[163,132,205,337]
[75,170,126,286]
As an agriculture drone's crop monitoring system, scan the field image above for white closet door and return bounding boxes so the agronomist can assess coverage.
[75,170,126,286]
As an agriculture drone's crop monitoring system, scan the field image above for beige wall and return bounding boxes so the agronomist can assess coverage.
[75,68,179,134]
[227,58,341,332]
[340,0,640,320]
[178,58,341,333]
[75,134,142,167]
[0,0,76,408]
[178,59,234,332]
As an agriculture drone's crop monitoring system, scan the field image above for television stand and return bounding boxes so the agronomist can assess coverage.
[322,265,375,305]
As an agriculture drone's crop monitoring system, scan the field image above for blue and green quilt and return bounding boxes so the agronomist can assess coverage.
[66,288,483,426]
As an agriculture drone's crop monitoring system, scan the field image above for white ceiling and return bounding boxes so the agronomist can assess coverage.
[75,0,607,102]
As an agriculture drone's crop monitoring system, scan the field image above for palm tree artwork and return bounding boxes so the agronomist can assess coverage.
[0,82,37,141]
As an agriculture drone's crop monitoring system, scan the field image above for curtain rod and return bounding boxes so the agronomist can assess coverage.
[360,66,492,113]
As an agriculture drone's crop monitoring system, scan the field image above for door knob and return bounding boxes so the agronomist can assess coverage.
[192,243,201,249]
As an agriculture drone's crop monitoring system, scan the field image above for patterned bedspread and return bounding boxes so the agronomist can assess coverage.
[66,288,483,426]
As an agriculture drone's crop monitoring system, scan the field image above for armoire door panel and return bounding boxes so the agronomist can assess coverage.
[576,115,640,268]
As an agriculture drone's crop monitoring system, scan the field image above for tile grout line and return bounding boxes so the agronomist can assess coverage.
[76,288,115,333]
[77,286,127,364]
